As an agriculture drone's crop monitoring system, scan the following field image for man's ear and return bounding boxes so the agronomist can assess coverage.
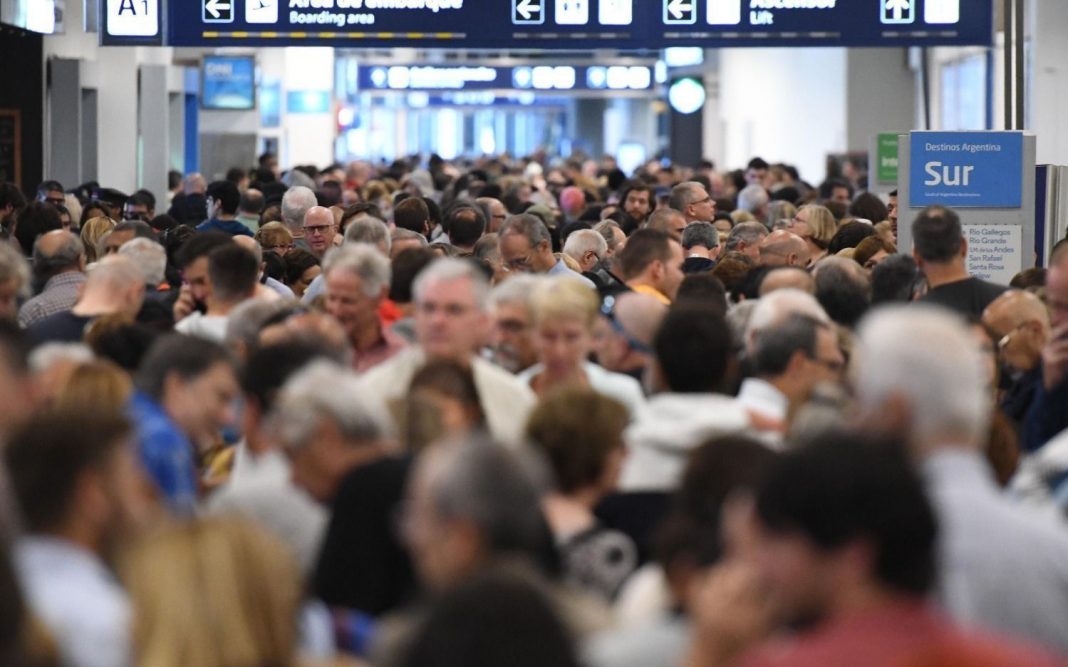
[959,236,968,259]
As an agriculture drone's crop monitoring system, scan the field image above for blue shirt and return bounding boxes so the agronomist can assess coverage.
[548,258,596,289]
[196,218,254,237]
[127,392,199,514]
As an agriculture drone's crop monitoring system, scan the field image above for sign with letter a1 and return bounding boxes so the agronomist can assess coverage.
[909,131,1023,208]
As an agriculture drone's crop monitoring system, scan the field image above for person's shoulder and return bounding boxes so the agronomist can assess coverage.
[473,355,537,395]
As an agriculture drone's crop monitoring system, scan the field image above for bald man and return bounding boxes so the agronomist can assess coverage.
[302,206,338,259]
[759,267,815,296]
[758,230,809,268]
[983,289,1052,429]
[594,291,668,383]
[19,230,86,328]
[646,208,688,242]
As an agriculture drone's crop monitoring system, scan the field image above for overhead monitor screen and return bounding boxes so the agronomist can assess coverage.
[201,56,256,111]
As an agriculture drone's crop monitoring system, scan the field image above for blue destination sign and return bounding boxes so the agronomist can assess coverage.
[909,131,1024,209]
[158,0,993,49]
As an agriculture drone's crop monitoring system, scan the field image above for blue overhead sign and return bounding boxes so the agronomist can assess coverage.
[355,64,655,93]
[909,132,1024,208]
[155,0,993,49]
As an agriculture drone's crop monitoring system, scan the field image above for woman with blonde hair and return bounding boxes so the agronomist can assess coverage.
[122,516,304,667]
[518,277,644,416]
[53,358,132,415]
[79,216,115,264]
[790,204,836,264]
[256,221,295,255]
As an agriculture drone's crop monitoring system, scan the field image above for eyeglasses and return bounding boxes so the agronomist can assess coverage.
[998,325,1025,351]
[264,243,294,252]
[303,224,334,236]
[811,355,845,373]
[504,251,534,272]
[601,295,651,354]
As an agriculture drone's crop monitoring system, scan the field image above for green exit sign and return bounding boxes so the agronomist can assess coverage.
[877,133,899,183]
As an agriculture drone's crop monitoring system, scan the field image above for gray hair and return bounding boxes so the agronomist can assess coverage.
[854,305,990,446]
[32,232,83,277]
[412,257,490,310]
[417,435,545,555]
[592,220,623,253]
[0,241,30,297]
[28,343,94,374]
[562,229,607,263]
[391,228,430,249]
[322,244,391,296]
[725,221,769,253]
[118,237,167,286]
[487,274,544,313]
[680,221,719,251]
[224,299,297,352]
[746,288,830,353]
[271,360,392,451]
[499,214,551,248]
[344,216,392,255]
[668,181,704,212]
[737,184,770,215]
[86,254,144,291]
[281,186,317,232]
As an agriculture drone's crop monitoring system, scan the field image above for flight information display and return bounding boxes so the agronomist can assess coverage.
[159,0,992,49]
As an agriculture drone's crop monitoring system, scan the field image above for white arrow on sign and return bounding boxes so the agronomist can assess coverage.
[205,0,231,19]
[516,0,538,20]
[885,0,910,20]
[667,0,692,20]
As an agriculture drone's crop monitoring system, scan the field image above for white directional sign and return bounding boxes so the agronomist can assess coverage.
[555,0,588,25]
[202,0,233,23]
[512,0,544,25]
[663,0,696,25]
[106,0,159,36]
[925,0,959,24]
[246,0,278,24]
[707,0,741,25]
[880,0,915,24]
[599,0,632,26]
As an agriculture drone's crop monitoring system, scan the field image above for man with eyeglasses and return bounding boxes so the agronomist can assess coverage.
[593,291,666,384]
[498,213,594,288]
[196,180,253,238]
[982,290,1050,433]
[302,206,338,260]
[668,181,716,225]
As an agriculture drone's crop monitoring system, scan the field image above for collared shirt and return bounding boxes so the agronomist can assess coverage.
[924,448,1068,654]
[629,283,671,306]
[353,325,408,375]
[18,271,86,327]
[736,377,789,425]
[15,536,130,667]
[548,258,597,289]
[127,391,199,514]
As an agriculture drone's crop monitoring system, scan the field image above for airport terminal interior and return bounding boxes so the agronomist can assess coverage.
[1,0,1068,665]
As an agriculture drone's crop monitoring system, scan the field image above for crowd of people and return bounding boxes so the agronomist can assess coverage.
[0,150,1065,666]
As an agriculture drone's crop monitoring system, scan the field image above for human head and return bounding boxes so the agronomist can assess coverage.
[117,237,166,287]
[558,186,587,222]
[344,215,391,256]
[737,184,770,219]
[205,180,240,219]
[725,222,769,262]
[871,254,920,305]
[302,206,337,259]
[750,430,936,628]
[592,220,626,265]
[176,231,232,306]
[281,248,320,299]
[80,255,146,319]
[652,304,732,394]
[1046,243,1068,330]
[758,230,808,268]
[911,205,964,268]
[271,361,390,502]
[414,258,490,362]
[475,197,509,234]
[852,236,894,270]
[646,208,688,241]
[680,221,719,260]
[402,436,545,590]
[745,288,831,353]
[486,274,542,374]
[101,220,154,257]
[322,244,391,348]
[80,215,116,263]
[238,188,265,218]
[5,410,149,554]
[526,388,628,497]
[36,180,65,207]
[562,229,607,273]
[394,197,431,237]
[750,314,844,404]
[827,221,876,255]
[759,267,814,297]
[620,181,654,223]
[669,181,715,224]
[595,291,666,376]
[207,243,258,306]
[280,186,317,236]
[52,359,132,416]
[617,228,685,301]
[853,305,990,451]
[14,202,63,256]
[498,214,556,275]
[790,204,836,255]
[122,517,301,667]
[982,289,1051,375]
[255,221,294,255]
[446,205,487,251]
[528,277,600,379]
[813,257,871,328]
[135,334,239,447]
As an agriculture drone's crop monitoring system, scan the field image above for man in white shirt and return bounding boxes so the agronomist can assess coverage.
[176,243,259,343]
[6,411,153,667]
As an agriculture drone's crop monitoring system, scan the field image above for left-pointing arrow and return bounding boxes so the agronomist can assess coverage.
[206,0,231,18]
[667,0,692,20]
[517,0,537,20]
